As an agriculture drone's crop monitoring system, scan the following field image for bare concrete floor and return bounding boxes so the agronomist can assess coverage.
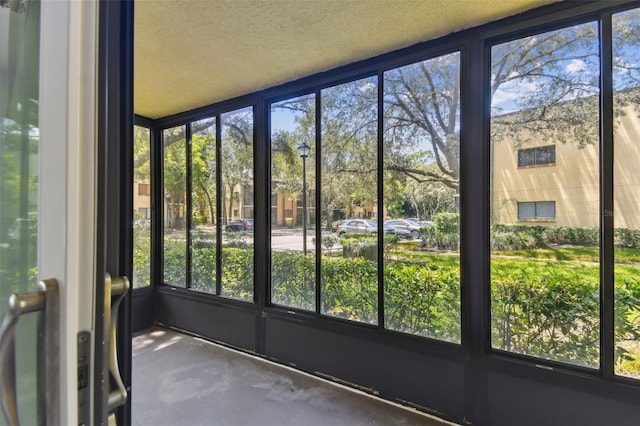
[132,328,454,426]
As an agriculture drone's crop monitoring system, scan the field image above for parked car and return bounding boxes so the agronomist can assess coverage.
[384,224,412,239]
[225,218,253,232]
[239,218,254,231]
[384,219,422,239]
[336,219,377,236]
[407,218,434,228]
[407,218,435,227]
[335,219,413,239]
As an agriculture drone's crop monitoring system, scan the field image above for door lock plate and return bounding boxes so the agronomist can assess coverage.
[78,331,90,426]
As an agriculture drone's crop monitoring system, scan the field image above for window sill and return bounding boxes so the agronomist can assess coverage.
[517,163,556,169]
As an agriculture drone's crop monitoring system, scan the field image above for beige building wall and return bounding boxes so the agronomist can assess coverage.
[134,182,151,218]
[613,109,640,229]
[274,192,299,226]
[492,106,640,229]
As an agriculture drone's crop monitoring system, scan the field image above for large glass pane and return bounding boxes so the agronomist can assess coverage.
[490,22,600,367]
[517,202,536,220]
[190,117,217,293]
[613,7,640,379]
[270,95,316,311]
[133,125,151,287]
[537,146,556,165]
[383,52,461,342]
[0,1,40,423]
[321,77,378,324]
[163,125,187,287]
[220,107,254,301]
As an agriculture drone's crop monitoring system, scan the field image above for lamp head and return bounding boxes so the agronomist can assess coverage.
[297,142,310,158]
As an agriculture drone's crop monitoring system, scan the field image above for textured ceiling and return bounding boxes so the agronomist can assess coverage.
[134,0,559,119]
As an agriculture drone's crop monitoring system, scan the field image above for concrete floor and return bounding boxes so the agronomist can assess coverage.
[132,328,454,426]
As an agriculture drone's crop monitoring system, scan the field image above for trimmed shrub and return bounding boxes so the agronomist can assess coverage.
[434,212,459,235]
[490,224,640,248]
[541,226,598,246]
[272,252,315,311]
[384,260,460,342]
[616,228,640,249]
[321,256,378,324]
[493,224,547,248]
[421,212,460,251]
[491,230,538,251]
[491,265,601,366]
[220,247,253,300]
[321,235,339,254]
[191,246,216,293]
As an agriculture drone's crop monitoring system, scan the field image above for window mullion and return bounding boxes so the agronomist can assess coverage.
[215,114,222,296]
[377,71,384,329]
[599,11,615,379]
[186,124,193,289]
[315,91,322,315]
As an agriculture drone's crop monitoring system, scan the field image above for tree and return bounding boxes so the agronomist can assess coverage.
[162,126,186,229]
[320,78,378,224]
[384,52,461,190]
[220,109,253,222]
[489,23,600,148]
[191,127,216,225]
[271,96,316,226]
[404,171,457,220]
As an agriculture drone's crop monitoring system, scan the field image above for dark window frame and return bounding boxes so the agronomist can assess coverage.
[266,51,463,340]
[157,104,257,300]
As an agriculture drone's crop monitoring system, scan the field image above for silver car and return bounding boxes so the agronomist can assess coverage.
[336,219,377,236]
[384,219,422,239]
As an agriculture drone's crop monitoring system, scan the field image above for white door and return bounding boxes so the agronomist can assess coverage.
[1,1,131,425]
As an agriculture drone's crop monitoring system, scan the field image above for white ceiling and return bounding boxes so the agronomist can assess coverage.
[134,0,559,119]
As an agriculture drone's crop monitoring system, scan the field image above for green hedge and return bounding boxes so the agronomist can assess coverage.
[272,252,316,311]
[160,243,640,374]
[491,262,600,366]
[384,260,460,342]
[491,224,640,250]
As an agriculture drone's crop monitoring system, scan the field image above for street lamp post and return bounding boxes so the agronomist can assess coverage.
[297,142,310,254]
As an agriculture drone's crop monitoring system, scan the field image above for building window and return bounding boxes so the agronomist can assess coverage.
[138,183,150,196]
[517,145,555,167]
[517,201,556,220]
